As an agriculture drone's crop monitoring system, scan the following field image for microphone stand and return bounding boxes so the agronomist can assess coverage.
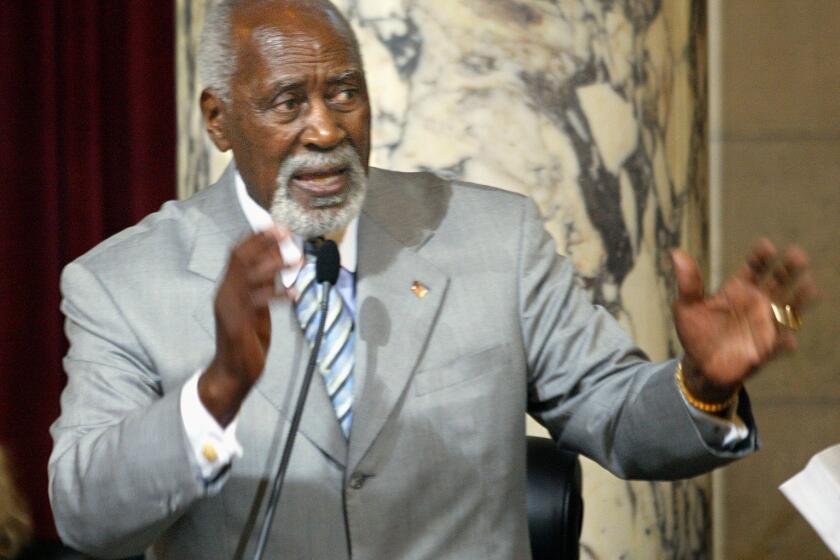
[252,281,333,560]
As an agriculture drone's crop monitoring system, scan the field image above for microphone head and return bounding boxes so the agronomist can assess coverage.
[315,239,340,285]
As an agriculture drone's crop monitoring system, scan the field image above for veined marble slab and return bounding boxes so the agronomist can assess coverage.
[177,1,710,557]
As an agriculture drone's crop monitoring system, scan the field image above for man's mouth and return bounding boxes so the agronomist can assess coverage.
[290,166,349,196]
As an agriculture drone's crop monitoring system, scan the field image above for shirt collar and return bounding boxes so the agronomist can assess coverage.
[234,170,359,286]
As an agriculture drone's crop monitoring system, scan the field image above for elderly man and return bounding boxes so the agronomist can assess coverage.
[49,0,816,558]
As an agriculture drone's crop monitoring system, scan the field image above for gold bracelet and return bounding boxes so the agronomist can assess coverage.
[675,362,739,413]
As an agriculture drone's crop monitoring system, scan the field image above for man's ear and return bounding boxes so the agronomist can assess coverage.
[200,89,232,152]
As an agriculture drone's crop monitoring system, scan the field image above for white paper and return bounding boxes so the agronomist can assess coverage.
[780,443,840,558]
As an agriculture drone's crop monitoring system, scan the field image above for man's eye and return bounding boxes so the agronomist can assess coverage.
[333,89,358,104]
[274,97,299,112]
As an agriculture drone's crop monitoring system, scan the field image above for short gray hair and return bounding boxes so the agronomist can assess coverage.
[197,0,362,104]
[198,0,241,103]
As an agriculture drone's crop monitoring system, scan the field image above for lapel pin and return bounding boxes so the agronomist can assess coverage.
[411,281,429,299]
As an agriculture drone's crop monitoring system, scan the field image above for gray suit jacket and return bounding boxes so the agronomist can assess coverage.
[50,165,756,559]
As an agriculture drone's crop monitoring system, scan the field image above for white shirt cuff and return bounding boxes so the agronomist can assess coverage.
[180,370,243,489]
[680,389,751,450]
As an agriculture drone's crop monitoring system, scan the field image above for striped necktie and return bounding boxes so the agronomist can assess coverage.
[293,250,355,438]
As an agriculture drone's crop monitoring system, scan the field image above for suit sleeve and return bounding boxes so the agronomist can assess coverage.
[518,198,758,480]
[49,262,206,558]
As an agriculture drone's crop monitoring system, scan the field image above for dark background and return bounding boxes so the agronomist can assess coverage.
[0,1,176,538]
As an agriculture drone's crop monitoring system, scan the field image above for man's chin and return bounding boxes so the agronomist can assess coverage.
[271,200,361,239]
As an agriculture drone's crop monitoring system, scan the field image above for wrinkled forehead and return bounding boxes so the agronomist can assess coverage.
[231,1,361,67]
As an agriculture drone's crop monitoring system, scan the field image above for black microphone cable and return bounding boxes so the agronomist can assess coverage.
[252,239,341,560]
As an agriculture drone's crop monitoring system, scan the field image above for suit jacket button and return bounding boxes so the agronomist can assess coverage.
[349,473,365,489]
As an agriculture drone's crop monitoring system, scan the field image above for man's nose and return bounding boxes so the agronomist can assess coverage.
[301,99,346,150]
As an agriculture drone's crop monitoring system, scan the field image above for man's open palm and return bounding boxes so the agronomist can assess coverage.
[671,239,818,397]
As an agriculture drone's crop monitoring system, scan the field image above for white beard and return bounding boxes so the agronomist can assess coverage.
[270,143,367,238]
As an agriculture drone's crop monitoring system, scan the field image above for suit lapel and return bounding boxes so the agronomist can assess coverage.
[256,302,348,466]
[348,170,449,475]
[188,163,347,467]
[186,164,252,286]
[188,165,251,343]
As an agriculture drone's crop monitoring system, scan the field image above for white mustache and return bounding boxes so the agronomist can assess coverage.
[279,144,362,182]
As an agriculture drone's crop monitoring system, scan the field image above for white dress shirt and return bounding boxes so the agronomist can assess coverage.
[179,171,748,489]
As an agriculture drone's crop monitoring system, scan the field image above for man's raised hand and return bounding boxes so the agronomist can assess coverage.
[199,227,299,426]
[671,239,818,406]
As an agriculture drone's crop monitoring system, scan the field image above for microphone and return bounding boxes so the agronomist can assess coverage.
[253,239,340,560]
[316,239,340,285]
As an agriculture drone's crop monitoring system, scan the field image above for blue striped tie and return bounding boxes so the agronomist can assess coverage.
[293,253,354,438]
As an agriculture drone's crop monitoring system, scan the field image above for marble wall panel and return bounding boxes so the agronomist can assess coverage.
[177,1,710,557]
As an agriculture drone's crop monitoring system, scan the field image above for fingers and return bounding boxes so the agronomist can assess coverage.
[737,240,818,309]
[247,284,293,308]
[720,278,777,366]
[672,249,705,303]
[236,228,290,268]
[719,274,805,366]
[767,246,815,358]
[761,245,800,302]
[739,243,815,357]
[226,227,301,310]
[776,330,798,354]
[737,237,778,284]
[780,246,819,309]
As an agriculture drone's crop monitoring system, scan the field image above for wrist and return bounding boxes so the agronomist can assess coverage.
[676,360,740,414]
[198,360,251,426]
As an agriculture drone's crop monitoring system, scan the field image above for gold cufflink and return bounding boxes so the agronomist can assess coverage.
[202,443,218,463]
[411,281,429,299]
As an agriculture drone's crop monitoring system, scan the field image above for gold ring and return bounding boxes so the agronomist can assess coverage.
[771,302,803,331]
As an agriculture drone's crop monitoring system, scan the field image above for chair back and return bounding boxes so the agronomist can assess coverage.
[526,436,584,560]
